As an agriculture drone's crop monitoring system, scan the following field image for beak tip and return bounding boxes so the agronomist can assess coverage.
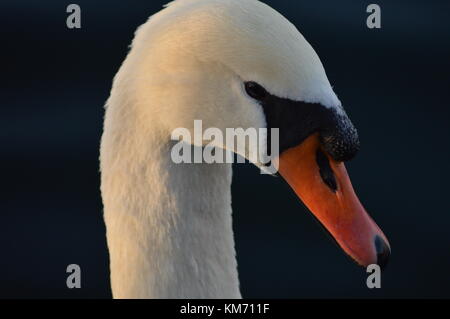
[374,235,391,270]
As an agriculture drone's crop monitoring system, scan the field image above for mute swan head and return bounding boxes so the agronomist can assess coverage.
[105,0,390,274]
[110,0,340,154]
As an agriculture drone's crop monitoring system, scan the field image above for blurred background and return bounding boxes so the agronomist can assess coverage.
[1,0,449,298]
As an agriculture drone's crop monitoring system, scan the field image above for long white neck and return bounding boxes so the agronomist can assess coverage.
[100,113,241,298]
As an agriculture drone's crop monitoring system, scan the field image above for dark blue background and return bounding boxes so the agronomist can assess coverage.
[1,0,449,298]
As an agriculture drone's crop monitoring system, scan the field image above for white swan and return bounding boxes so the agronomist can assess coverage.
[100,0,390,299]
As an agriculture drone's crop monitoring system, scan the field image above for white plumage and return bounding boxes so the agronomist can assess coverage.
[100,0,339,298]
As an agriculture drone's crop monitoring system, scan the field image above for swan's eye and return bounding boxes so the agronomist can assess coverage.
[244,81,267,101]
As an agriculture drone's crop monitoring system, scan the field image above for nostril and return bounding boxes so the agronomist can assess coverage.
[316,149,337,192]
[374,235,391,270]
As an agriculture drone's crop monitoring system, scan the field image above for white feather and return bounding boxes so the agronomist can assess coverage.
[101,0,339,298]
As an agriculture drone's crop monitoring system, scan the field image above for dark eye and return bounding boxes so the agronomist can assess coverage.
[244,81,267,100]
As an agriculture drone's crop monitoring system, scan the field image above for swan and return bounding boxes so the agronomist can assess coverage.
[100,0,391,299]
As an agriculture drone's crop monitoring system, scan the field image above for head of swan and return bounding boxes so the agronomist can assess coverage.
[101,0,390,298]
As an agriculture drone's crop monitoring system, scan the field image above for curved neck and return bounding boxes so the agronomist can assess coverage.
[101,132,241,298]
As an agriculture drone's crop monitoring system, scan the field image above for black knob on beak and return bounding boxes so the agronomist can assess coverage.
[319,109,360,162]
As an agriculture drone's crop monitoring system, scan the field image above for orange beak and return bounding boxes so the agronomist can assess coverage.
[275,133,390,268]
